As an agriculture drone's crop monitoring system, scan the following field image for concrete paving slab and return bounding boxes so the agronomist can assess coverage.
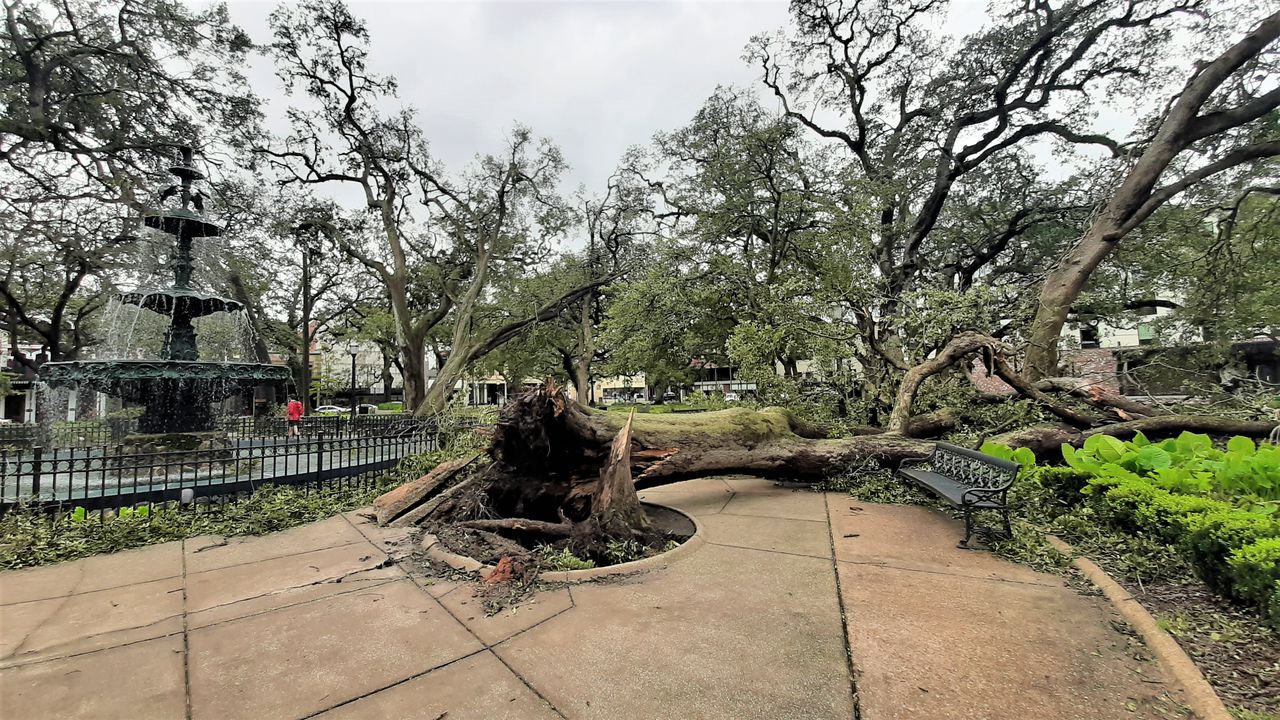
[342,510,418,557]
[837,563,1188,720]
[496,543,854,720]
[699,512,833,558]
[0,634,185,720]
[721,486,828,521]
[187,566,405,630]
[313,651,561,720]
[638,487,734,516]
[0,542,181,605]
[183,514,368,573]
[830,501,1061,586]
[187,580,483,720]
[410,574,464,599]
[639,477,733,493]
[437,585,573,645]
[0,576,183,665]
[720,476,787,492]
[185,541,390,615]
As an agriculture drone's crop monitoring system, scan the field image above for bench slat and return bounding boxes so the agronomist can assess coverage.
[899,469,1005,508]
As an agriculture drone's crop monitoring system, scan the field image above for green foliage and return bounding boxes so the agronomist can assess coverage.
[1185,511,1280,598]
[377,401,403,411]
[536,545,596,571]
[1032,466,1092,505]
[978,442,1037,474]
[1063,432,1280,622]
[1064,432,1280,505]
[1227,537,1280,611]
[603,538,646,565]
[0,484,379,570]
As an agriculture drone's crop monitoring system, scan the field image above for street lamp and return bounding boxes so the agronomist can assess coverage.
[346,340,359,420]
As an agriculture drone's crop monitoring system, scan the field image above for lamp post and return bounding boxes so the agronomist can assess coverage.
[346,340,359,420]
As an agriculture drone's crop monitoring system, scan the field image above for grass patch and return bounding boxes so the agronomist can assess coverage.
[536,545,596,571]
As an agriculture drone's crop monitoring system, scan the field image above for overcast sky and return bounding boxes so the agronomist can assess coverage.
[226,0,990,194]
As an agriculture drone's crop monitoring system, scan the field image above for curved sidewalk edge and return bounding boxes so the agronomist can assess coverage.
[419,500,705,583]
[1045,535,1232,720]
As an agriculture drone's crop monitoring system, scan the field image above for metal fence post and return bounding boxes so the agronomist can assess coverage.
[315,432,324,485]
[30,446,43,500]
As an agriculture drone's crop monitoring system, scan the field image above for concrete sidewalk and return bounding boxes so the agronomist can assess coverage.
[0,478,1189,719]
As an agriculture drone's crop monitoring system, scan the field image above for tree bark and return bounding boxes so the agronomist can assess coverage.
[992,415,1280,460]
[1034,377,1164,419]
[571,291,594,404]
[887,332,1005,432]
[1024,11,1280,379]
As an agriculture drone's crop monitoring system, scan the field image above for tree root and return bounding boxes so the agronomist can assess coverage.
[457,518,574,537]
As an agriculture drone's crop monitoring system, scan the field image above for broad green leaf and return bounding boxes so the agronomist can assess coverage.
[1226,436,1255,456]
[1135,446,1172,471]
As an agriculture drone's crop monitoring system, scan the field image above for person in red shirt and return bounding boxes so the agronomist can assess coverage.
[286,397,304,437]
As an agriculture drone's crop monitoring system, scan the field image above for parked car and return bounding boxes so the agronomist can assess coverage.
[661,391,678,402]
[356,403,378,415]
[724,392,740,402]
[314,405,349,414]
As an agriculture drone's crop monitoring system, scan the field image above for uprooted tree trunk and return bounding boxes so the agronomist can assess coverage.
[993,415,1280,459]
[377,382,937,549]
[378,367,1279,555]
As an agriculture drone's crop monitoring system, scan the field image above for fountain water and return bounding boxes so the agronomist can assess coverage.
[38,148,291,437]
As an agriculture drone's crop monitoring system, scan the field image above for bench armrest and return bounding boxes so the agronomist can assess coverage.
[898,455,932,472]
[960,485,1009,506]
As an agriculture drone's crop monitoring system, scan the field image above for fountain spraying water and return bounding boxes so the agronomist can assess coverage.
[38,148,291,435]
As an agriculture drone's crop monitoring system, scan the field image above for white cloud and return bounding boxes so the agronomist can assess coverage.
[228,0,793,193]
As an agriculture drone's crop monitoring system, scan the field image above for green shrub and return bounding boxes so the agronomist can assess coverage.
[1184,510,1280,594]
[1063,431,1280,503]
[1032,466,1091,504]
[376,401,403,411]
[1227,537,1280,611]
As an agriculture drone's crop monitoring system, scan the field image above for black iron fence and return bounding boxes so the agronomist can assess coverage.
[0,430,444,514]
[0,419,141,448]
[0,416,491,516]
[216,412,466,437]
[0,413,485,448]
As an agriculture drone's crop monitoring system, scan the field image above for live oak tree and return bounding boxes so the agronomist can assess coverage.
[1024,8,1280,378]
[0,193,126,359]
[751,0,1203,386]
[2,0,255,198]
[261,0,609,414]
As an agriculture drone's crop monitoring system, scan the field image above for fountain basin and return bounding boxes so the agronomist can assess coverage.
[117,289,243,318]
[40,360,290,400]
[40,360,291,433]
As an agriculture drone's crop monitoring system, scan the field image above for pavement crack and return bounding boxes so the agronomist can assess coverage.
[824,492,863,720]
[181,538,193,720]
[4,561,85,659]
[190,538,228,553]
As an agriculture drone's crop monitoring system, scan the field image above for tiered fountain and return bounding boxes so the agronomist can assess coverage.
[38,148,291,441]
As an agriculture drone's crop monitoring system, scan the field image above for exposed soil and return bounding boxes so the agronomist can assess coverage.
[644,502,696,541]
[425,502,694,569]
[403,502,695,617]
[1116,577,1280,716]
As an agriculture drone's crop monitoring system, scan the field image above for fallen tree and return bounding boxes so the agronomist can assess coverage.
[378,353,1278,559]
[377,383,935,552]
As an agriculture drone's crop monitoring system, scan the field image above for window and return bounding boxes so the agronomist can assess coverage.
[1137,323,1155,346]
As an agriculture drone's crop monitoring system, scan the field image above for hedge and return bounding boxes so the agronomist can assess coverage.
[1086,474,1280,620]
